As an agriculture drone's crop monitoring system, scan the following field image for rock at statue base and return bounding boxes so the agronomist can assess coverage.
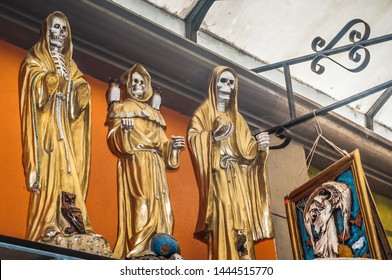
[128,253,167,260]
[128,253,185,260]
[39,231,113,258]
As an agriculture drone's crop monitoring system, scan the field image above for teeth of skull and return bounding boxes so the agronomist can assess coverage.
[219,92,230,100]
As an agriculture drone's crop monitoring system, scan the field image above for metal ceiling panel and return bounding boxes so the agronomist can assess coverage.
[201,0,392,131]
[143,0,199,19]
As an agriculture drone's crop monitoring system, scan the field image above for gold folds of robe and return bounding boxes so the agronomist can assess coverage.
[106,64,180,259]
[187,66,274,260]
[19,11,93,240]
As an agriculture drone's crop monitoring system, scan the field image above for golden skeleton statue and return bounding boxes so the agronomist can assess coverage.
[19,11,111,256]
[105,64,185,259]
[187,66,274,260]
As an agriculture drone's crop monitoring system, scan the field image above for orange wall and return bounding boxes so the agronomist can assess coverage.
[0,39,276,260]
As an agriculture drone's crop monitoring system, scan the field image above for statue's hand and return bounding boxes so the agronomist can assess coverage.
[121,118,134,131]
[29,185,40,194]
[171,135,185,150]
[212,116,233,141]
[44,71,59,96]
[256,132,270,151]
[27,171,40,194]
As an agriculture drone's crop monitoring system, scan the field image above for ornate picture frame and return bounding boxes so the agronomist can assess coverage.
[285,149,383,260]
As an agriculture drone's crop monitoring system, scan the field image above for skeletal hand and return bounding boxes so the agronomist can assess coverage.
[256,132,270,151]
[121,118,134,131]
[171,135,185,150]
[29,185,41,194]
[27,171,40,194]
[212,116,234,141]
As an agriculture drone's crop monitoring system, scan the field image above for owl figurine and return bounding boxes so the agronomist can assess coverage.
[61,191,86,235]
[106,77,121,109]
[235,229,251,259]
[150,86,162,110]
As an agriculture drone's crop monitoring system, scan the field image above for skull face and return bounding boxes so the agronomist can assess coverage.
[50,16,68,50]
[308,195,332,235]
[129,72,145,98]
[217,71,235,100]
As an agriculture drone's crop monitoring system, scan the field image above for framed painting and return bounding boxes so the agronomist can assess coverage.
[285,149,383,260]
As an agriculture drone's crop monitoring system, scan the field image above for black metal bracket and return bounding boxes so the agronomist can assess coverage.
[253,80,392,149]
[310,19,371,74]
[269,127,292,150]
[251,19,392,149]
[185,0,216,43]
[365,88,392,130]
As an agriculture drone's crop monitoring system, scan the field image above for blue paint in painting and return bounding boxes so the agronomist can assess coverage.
[296,206,314,259]
[336,169,369,258]
[296,168,370,259]
[334,208,344,235]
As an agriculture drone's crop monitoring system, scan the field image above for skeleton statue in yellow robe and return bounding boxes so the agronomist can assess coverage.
[187,66,274,260]
[105,64,185,259]
[19,12,111,256]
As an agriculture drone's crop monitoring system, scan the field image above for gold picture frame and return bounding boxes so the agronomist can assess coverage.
[285,149,383,260]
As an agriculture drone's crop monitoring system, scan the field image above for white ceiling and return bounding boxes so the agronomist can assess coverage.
[116,0,392,140]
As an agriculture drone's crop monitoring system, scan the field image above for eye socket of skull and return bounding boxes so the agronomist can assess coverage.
[53,24,66,33]
[219,77,235,85]
[132,79,145,86]
[50,16,68,49]
[51,17,67,35]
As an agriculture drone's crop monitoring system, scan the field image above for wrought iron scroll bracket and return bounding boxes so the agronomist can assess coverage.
[251,19,392,149]
[310,19,371,74]
[269,128,292,150]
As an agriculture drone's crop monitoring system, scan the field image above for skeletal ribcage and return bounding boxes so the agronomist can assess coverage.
[51,51,69,81]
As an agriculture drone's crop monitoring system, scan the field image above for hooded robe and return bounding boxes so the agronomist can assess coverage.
[187,66,274,259]
[106,64,180,259]
[19,11,92,240]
